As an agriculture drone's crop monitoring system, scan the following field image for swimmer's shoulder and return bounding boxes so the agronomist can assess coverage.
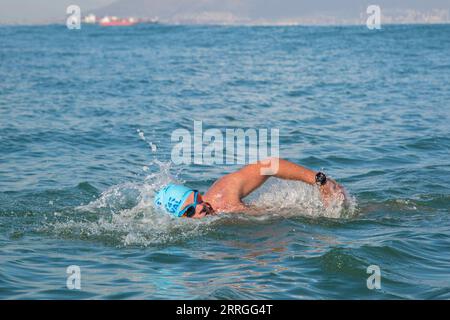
[204,174,244,210]
[206,174,242,198]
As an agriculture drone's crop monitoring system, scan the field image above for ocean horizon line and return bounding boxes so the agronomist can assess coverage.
[1,21,450,27]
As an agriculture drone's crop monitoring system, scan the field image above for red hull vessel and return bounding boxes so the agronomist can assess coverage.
[100,19,138,27]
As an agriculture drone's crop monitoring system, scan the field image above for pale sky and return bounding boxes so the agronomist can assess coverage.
[1,0,449,24]
[0,0,115,23]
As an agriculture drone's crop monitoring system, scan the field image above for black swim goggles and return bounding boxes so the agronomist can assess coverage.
[179,191,212,218]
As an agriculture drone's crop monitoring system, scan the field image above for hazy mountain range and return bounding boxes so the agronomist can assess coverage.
[93,0,450,24]
[1,0,449,24]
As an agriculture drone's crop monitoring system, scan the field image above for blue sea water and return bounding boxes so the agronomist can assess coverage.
[0,24,449,299]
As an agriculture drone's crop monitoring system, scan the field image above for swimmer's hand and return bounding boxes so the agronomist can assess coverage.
[319,178,346,207]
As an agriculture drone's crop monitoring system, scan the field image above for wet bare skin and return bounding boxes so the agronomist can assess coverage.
[180,157,346,219]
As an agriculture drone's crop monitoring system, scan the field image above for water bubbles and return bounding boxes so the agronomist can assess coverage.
[137,129,145,140]
[137,128,157,153]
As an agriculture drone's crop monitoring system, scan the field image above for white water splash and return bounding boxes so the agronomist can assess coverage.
[245,178,356,219]
[45,161,356,246]
[47,161,219,246]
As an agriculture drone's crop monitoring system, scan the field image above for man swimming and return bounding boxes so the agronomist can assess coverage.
[154,157,346,218]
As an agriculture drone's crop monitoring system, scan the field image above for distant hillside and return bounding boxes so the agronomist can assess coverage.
[92,0,363,22]
[91,0,450,25]
[93,0,239,19]
[1,0,449,25]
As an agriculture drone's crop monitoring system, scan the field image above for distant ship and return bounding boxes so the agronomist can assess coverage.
[99,16,138,26]
[82,14,159,26]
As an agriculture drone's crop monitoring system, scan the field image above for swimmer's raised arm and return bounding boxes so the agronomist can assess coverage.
[229,157,316,198]
[226,157,345,205]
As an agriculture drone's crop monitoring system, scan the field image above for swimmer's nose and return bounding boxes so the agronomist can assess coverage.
[203,202,214,215]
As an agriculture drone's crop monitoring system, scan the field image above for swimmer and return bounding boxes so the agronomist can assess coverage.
[154,157,346,218]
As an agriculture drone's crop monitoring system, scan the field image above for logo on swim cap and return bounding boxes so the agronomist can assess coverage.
[154,184,194,217]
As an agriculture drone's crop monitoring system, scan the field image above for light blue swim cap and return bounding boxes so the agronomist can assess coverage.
[154,184,194,217]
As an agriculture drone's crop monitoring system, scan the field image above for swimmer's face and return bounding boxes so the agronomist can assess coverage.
[181,192,215,219]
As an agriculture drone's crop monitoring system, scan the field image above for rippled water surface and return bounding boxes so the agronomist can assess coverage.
[1,24,449,299]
